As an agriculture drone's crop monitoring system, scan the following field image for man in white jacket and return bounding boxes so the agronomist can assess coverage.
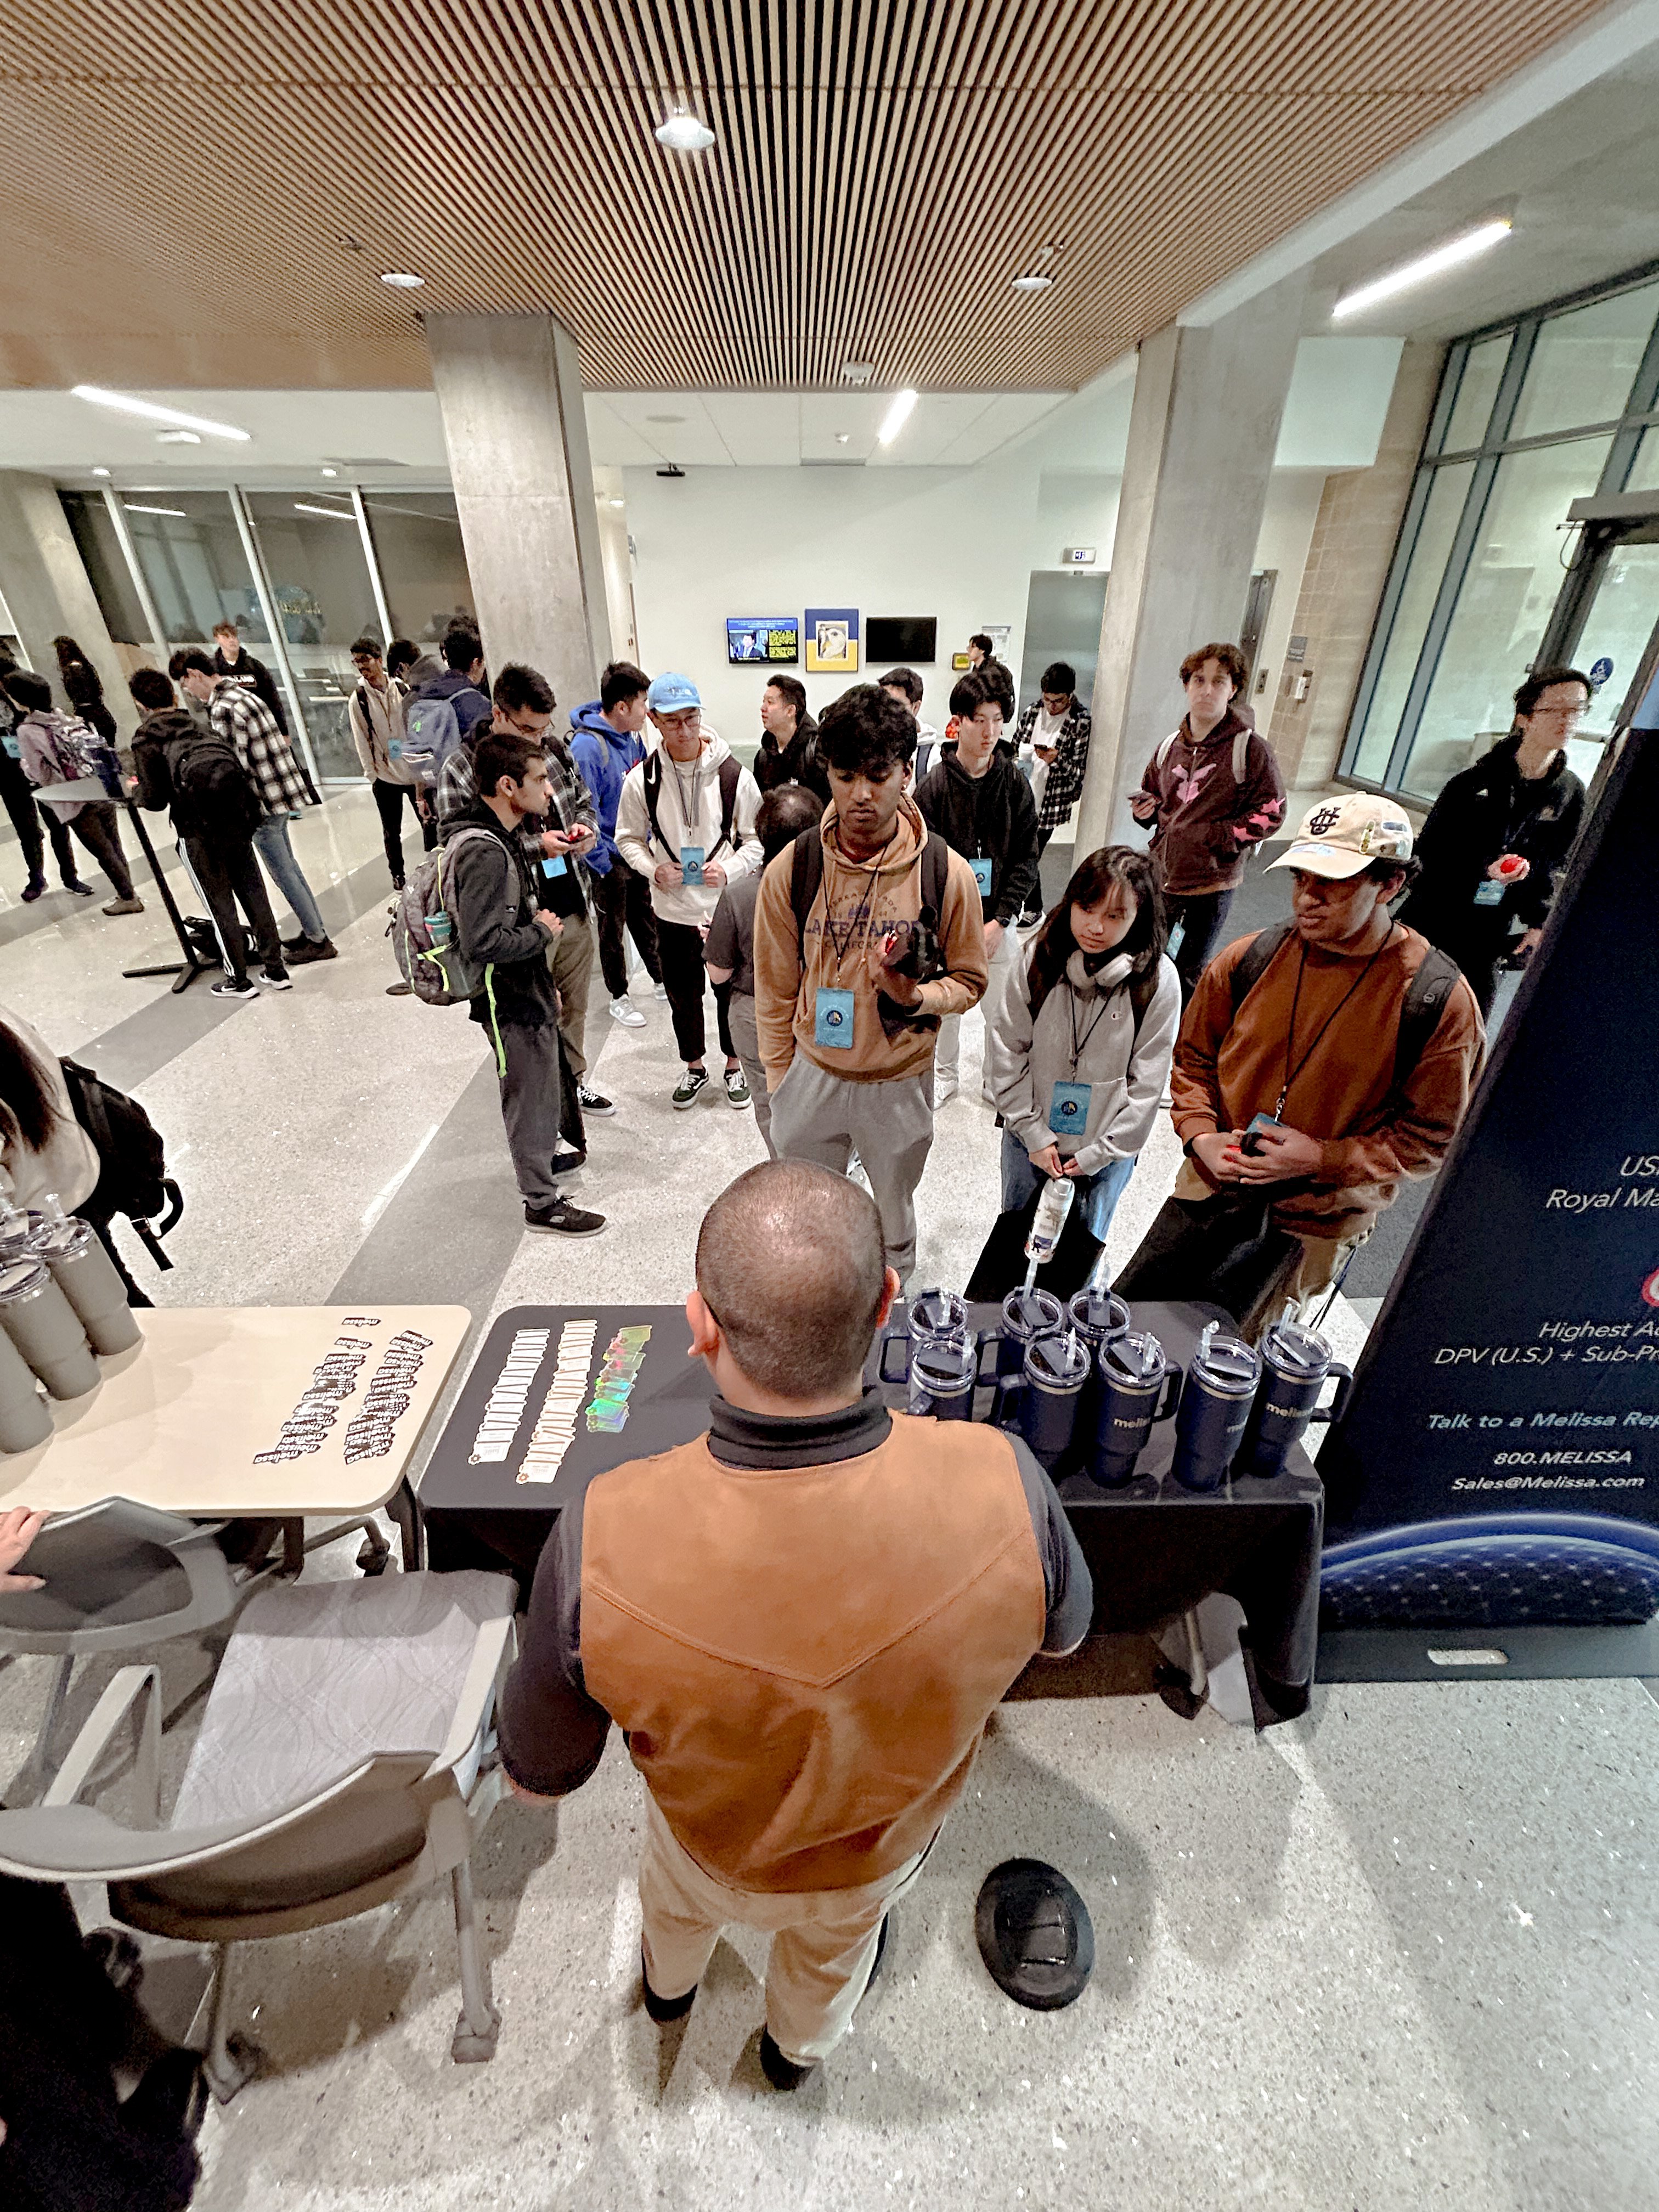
[616,672,764,1109]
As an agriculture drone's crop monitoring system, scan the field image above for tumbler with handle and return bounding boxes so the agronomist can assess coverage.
[1237,1319,1353,1478]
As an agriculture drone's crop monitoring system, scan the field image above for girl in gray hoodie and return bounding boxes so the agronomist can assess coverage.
[985,845,1181,1255]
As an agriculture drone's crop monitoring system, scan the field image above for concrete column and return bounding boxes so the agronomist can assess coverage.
[425,312,611,715]
[0,471,137,736]
[1074,273,1307,853]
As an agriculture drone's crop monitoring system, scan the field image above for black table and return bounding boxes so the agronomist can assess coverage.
[420,1300,1323,1725]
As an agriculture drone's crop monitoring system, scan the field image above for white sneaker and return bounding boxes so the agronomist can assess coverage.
[653,981,669,1003]
[935,1075,958,1105]
[608,995,646,1028]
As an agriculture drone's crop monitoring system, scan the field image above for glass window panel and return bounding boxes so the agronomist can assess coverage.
[119,490,268,646]
[1622,423,1659,492]
[1398,434,1613,799]
[360,491,474,645]
[1437,335,1510,453]
[243,492,383,778]
[1568,540,1659,769]
[57,491,150,646]
[1509,285,1659,441]
[1348,461,1475,782]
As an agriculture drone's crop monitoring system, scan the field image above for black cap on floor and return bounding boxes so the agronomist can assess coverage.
[974,1858,1094,2011]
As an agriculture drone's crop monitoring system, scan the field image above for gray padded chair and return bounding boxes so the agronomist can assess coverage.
[0,1567,517,2100]
[0,1497,281,1795]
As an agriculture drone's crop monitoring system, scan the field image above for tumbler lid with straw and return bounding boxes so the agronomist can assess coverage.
[0,1199,36,1259]
[24,1193,89,1260]
[1003,1285,1064,1338]
[1263,1318,1330,1374]
[1192,1320,1260,1393]
[910,1287,968,1340]
[1104,1329,1165,1383]
[1026,1330,1091,1390]
[0,1257,50,1304]
[1068,1284,1128,1341]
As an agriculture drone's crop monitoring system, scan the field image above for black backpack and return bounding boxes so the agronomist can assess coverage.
[58,1058,183,1267]
[1227,921,1465,1088]
[171,732,262,838]
[642,751,741,859]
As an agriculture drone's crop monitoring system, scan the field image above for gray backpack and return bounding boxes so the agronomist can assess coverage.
[388,827,500,1005]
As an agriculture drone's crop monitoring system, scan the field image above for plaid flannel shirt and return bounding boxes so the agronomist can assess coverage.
[437,729,598,877]
[210,682,313,816]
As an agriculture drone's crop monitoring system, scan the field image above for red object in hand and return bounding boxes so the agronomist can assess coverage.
[1497,854,1526,877]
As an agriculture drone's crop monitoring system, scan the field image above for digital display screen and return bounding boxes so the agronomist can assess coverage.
[866,616,937,664]
[727,617,799,665]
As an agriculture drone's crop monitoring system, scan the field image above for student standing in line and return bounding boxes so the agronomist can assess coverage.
[51,636,118,744]
[438,663,613,1120]
[568,661,665,1029]
[348,634,434,890]
[404,620,493,815]
[1398,665,1589,1019]
[615,672,764,1111]
[498,1160,1090,2090]
[173,652,337,966]
[915,669,1039,1104]
[1012,661,1093,927]
[129,666,290,1000]
[448,729,604,1239]
[966,633,1017,722]
[211,619,292,736]
[1130,641,1286,1003]
[754,674,829,802]
[706,784,823,1159]
[986,845,1178,1269]
[0,654,84,902]
[753,684,988,1285]
[879,667,940,782]
[4,670,143,915]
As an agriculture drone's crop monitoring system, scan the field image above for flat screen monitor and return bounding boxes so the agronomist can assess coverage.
[866,616,937,664]
[727,617,799,665]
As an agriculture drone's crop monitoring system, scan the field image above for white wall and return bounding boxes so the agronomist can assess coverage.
[1248,472,1328,729]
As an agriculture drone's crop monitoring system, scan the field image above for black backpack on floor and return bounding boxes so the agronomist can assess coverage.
[59,1058,184,1267]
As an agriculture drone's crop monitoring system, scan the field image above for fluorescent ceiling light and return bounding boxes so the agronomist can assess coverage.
[123,502,185,517]
[1012,273,1053,292]
[877,388,919,446]
[1332,220,1511,320]
[155,428,201,445]
[73,385,251,441]
[293,501,358,521]
[841,362,874,386]
[379,271,425,289]
[320,466,339,477]
[91,466,111,477]
[654,112,716,152]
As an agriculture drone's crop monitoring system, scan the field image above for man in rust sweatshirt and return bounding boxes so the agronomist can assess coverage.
[1157,793,1485,1330]
[1131,640,1286,1002]
[752,684,989,1284]
[498,1161,1091,2089]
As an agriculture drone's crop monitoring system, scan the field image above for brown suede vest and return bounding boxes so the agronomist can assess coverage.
[579,1413,1046,1893]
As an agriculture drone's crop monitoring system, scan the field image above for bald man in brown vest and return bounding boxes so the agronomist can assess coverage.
[499,1159,1092,2089]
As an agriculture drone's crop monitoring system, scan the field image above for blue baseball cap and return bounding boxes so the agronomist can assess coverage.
[647,672,701,714]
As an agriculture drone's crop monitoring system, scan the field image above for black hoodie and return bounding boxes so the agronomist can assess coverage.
[446,800,561,1030]
[1401,735,1585,943]
[133,707,229,842]
[915,746,1040,928]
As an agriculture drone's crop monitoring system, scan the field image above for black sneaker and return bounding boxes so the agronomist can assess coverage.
[261,966,294,991]
[21,873,46,904]
[211,978,259,1001]
[641,1945,697,2024]
[577,1083,616,1116]
[550,1147,587,1175]
[64,877,94,898]
[286,936,338,964]
[524,1196,606,1236]
[759,2029,816,2091]
[672,1066,710,1110]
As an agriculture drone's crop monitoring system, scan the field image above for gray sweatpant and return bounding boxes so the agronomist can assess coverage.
[768,1054,934,1284]
[727,994,774,1156]
[498,1021,565,1210]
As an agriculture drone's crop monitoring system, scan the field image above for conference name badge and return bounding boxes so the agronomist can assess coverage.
[815,986,855,1048]
[680,845,706,887]
[1472,878,1505,906]
[542,855,567,878]
[1051,1080,1092,1135]
[388,737,403,761]
[969,857,993,899]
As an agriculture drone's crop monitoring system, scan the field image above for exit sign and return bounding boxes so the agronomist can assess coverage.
[1063,546,1096,565]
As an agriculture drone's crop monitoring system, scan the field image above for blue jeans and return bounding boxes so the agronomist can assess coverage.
[252,815,326,943]
[1000,1127,1136,1246]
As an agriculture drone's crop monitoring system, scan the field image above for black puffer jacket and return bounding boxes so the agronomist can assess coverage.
[1401,735,1585,944]
[755,715,828,803]
[915,747,1039,927]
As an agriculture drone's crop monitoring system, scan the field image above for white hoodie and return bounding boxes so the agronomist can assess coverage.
[614,731,764,928]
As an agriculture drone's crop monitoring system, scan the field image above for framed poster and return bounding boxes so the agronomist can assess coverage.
[726,617,799,665]
[951,651,972,672]
[804,607,860,674]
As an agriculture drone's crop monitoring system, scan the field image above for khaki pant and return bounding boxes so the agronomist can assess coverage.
[638,1794,928,2065]
[1168,1160,1370,1342]
[546,910,595,1076]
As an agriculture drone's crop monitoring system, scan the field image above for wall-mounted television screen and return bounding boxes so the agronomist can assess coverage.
[866,616,937,664]
[727,617,799,665]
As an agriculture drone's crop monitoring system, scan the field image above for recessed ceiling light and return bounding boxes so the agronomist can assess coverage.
[292,501,358,521]
[841,363,874,386]
[836,433,850,444]
[73,385,251,441]
[155,428,202,444]
[608,496,625,507]
[1011,272,1054,292]
[654,111,716,153]
[320,467,339,477]
[1332,219,1512,320]
[379,270,425,289]
[877,388,919,446]
[91,466,111,477]
[123,502,186,517]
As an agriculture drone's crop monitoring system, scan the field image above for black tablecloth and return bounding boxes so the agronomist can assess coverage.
[421,1299,1323,1722]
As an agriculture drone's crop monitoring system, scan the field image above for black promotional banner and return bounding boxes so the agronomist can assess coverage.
[1321,723,1659,1628]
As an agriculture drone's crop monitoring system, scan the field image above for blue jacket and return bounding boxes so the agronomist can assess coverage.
[569,700,647,874]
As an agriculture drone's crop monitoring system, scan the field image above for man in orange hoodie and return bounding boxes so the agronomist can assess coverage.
[752,685,989,1283]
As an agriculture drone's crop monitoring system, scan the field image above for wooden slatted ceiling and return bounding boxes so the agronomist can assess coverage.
[0,0,1605,392]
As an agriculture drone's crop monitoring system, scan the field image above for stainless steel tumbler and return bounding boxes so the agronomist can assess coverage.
[908,1334,979,1421]
[1013,1330,1093,1469]
[1237,1319,1353,1477]
[35,1218,140,1356]
[0,1325,52,1452]
[0,1258,101,1400]
[1169,1323,1261,1491]
[1090,1329,1182,1487]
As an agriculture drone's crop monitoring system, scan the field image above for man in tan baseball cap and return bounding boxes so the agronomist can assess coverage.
[1119,792,1485,1335]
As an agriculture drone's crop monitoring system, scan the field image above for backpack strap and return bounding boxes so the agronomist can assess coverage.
[1227,919,1297,1016]
[918,826,949,922]
[1155,732,1178,771]
[789,825,825,956]
[710,755,741,860]
[1233,729,1250,784]
[1393,944,1463,1090]
[1127,962,1159,1040]
[641,750,663,849]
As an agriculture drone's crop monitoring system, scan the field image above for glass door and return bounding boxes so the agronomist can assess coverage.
[1540,511,1659,782]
